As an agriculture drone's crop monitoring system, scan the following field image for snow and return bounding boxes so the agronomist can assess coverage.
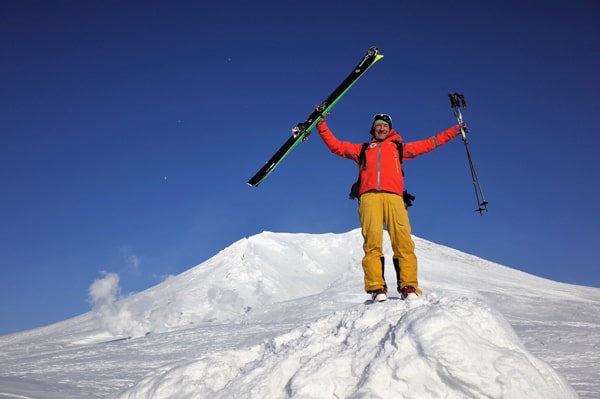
[1,229,598,398]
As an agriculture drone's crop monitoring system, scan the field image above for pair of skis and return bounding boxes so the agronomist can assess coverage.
[247,46,383,187]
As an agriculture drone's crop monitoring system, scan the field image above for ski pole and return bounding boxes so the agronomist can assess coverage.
[448,93,489,215]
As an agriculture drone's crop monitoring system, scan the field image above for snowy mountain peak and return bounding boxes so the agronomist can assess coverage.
[1,230,598,398]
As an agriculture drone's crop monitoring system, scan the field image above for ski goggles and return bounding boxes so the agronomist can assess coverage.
[372,114,392,125]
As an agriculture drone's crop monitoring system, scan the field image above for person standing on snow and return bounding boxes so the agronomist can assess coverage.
[316,114,464,302]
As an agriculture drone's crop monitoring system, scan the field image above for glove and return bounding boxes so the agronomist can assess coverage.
[403,190,415,208]
[457,122,469,133]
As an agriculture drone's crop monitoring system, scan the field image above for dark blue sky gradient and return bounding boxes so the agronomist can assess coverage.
[1,1,599,334]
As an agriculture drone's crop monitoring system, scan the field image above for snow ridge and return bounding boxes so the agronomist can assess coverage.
[114,294,576,399]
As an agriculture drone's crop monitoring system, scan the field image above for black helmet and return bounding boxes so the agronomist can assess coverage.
[370,113,392,135]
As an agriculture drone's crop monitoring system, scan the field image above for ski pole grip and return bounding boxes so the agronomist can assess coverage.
[448,92,467,110]
[448,93,458,109]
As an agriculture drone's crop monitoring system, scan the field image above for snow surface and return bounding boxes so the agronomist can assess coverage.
[1,229,599,398]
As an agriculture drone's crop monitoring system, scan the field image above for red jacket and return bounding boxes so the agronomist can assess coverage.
[316,121,461,197]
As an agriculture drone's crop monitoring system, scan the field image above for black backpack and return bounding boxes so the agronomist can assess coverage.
[348,140,415,207]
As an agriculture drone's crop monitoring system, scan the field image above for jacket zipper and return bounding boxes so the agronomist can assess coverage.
[377,142,382,190]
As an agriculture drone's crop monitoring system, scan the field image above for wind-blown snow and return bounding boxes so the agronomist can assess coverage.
[1,229,598,398]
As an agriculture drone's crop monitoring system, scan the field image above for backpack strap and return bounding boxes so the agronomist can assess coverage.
[391,140,403,164]
[391,140,414,206]
[391,139,404,176]
[349,143,370,200]
[358,142,369,170]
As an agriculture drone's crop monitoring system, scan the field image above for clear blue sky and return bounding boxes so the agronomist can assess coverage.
[1,1,599,334]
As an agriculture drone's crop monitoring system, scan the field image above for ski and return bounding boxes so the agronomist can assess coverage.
[247,46,384,187]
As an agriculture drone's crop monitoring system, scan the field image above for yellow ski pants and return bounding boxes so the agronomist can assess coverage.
[358,192,422,294]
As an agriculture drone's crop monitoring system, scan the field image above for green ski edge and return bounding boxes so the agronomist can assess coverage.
[248,52,384,187]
